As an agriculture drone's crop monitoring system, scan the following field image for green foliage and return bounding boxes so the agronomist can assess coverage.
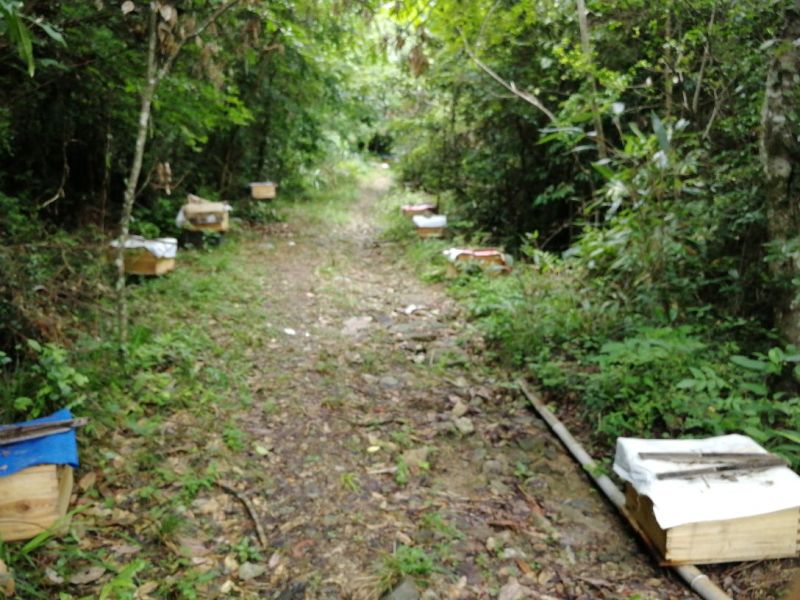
[419,512,463,540]
[0,0,63,76]
[3,340,88,420]
[98,559,146,600]
[453,256,800,465]
[380,545,437,589]
[395,457,410,486]
[222,423,246,452]
[380,0,800,480]
[232,537,263,564]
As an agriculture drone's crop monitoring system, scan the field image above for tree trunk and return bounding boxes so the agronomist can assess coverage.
[664,8,673,118]
[115,0,242,352]
[116,6,158,351]
[575,0,607,158]
[761,0,800,344]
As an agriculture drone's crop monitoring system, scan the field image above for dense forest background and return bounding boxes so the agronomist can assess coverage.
[2,0,800,461]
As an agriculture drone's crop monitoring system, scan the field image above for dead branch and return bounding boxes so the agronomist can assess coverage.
[692,4,717,115]
[40,138,71,209]
[460,35,557,123]
[215,480,269,549]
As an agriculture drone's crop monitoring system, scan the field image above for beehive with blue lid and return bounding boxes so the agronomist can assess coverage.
[0,408,79,542]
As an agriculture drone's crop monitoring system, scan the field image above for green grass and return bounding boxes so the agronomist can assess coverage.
[0,234,270,596]
[379,545,437,592]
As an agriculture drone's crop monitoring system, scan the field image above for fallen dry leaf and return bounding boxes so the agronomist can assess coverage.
[136,580,159,598]
[0,559,15,597]
[44,567,63,586]
[78,472,97,492]
[110,542,141,556]
[290,538,314,558]
[175,536,210,558]
[237,562,266,581]
[498,578,527,600]
[69,565,106,585]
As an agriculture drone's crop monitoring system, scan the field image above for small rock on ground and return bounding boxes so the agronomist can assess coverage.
[385,578,420,600]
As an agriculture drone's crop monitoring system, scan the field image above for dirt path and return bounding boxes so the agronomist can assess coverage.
[186,173,693,599]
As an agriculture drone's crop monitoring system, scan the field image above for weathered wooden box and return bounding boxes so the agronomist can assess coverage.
[624,483,800,565]
[413,215,447,239]
[249,182,276,200]
[444,248,511,276]
[123,249,176,276]
[111,236,177,276]
[615,435,800,566]
[0,464,74,542]
[416,227,445,238]
[181,195,230,233]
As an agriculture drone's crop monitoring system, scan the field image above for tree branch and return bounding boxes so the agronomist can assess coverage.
[692,3,716,114]
[460,35,556,123]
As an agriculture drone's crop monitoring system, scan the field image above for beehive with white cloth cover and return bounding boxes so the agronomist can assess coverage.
[412,214,447,238]
[614,434,800,564]
[110,235,177,276]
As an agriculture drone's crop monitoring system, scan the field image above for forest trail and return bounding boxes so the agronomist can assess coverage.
[181,170,692,599]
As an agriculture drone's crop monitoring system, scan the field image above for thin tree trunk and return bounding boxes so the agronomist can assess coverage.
[691,3,716,115]
[576,0,607,158]
[115,0,243,351]
[761,0,800,343]
[665,8,673,118]
[116,5,158,351]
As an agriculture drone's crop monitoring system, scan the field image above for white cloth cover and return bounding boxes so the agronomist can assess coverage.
[175,204,232,228]
[110,236,178,258]
[613,434,800,529]
[412,215,447,229]
[442,248,471,262]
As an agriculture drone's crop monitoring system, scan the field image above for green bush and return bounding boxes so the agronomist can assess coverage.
[3,340,88,420]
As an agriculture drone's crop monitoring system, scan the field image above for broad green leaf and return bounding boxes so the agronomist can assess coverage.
[730,354,769,372]
[773,429,800,444]
[2,5,35,75]
[35,20,65,46]
[591,160,615,180]
[651,112,669,154]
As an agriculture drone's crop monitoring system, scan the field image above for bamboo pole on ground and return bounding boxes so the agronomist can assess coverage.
[517,379,731,600]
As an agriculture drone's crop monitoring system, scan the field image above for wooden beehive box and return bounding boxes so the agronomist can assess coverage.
[123,249,175,276]
[0,409,80,543]
[0,465,73,542]
[445,248,512,276]
[416,226,445,238]
[182,195,230,233]
[624,483,799,565]
[413,215,447,238]
[614,435,800,566]
[249,182,276,200]
[110,237,177,276]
